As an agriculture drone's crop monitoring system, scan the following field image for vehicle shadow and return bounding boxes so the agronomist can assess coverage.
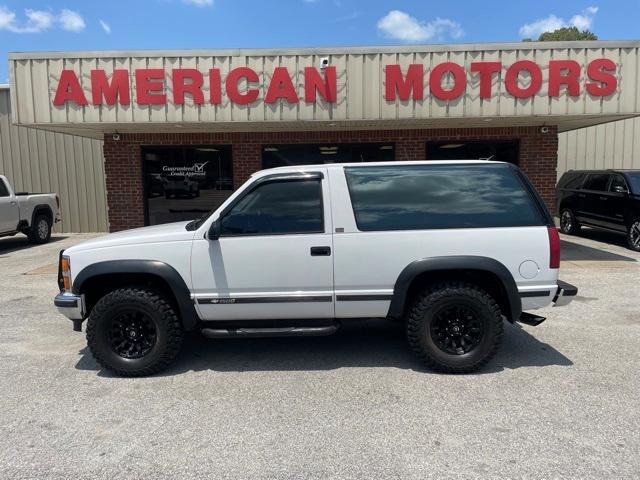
[75,319,572,377]
[561,228,636,262]
[0,235,67,255]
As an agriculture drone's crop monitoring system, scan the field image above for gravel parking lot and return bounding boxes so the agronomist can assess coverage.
[0,230,639,479]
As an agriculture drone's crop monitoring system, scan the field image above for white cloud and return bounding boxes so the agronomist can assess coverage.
[377,10,464,42]
[519,6,599,38]
[59,9,85,32]
[99,19,111,34]
[0,7,54,33]
[182,0,213,6]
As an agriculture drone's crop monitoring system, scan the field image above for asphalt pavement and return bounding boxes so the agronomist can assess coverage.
[0,229,638,479]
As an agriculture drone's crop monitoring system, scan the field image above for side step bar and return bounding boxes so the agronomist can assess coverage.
[518,312,546,326]
[201,324,339,339]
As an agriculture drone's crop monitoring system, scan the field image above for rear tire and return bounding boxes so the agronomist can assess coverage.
[86,287,183,377]
[406,282,504,373]
[27,214,51,244]
[559,208,581,235]
[627,218,640,252]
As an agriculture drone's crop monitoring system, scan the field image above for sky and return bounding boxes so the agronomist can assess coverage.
[1,0,639,82]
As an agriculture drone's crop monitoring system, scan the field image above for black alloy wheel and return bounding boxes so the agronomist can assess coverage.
[627,219,640,252]
[559,208,580,235]
[430,305,484,355]
[108,310,157,359]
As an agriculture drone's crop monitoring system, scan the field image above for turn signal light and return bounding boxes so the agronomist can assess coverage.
[60,255,71,291]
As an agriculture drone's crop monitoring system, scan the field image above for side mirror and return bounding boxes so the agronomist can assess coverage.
[614,185,628,194]
[208,219,221,240]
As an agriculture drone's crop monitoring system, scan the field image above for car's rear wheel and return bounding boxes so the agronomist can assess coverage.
[559,208,581,235]
[406,282,503,373]
[627,218,640,252]
[86,287,183,377]
[27,214,52,244]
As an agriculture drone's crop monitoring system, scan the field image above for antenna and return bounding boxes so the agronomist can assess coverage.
[479,155,495,161]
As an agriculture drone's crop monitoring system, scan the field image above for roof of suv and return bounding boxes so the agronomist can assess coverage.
[257,160,505,175]
[563,169,640,174]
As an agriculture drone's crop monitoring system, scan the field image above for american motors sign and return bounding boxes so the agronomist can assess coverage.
[52,58,618,107]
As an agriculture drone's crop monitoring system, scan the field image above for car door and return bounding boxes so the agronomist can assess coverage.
[604,174,630,232]
[191,170,335,321]
[0,178,19,233]
[579,173,611,227]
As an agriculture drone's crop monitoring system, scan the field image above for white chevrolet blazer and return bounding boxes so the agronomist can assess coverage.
[55,160,576,376]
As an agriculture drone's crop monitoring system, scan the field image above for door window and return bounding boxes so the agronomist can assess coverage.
[220,179,323,236]
[583,173,610,191]
[609,175,629,194]
[0,180,8,197]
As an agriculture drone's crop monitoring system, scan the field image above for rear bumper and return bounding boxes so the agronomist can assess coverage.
[54,292,85,321]
[553,280,578,307]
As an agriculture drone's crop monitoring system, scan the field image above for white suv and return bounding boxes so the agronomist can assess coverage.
[55,161,576,376]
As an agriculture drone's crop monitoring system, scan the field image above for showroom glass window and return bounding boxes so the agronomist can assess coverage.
[344,164,545,231]
[427,141,519,164]
[220,180,323,236]
[142,146,232,226]
[262,144,395,169]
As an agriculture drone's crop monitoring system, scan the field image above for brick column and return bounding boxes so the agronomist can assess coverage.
[103,136,145,232]
[232,141,261,187]
[396,136,424,160]
[518,126,558,214]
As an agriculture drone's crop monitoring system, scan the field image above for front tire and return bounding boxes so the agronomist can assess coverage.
[27,214,52,244]
[627,218,640,252]
[86,287,183,377]
[559,208,581,235]
[406,282,504,373]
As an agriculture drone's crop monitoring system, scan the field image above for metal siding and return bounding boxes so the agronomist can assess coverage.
[0,88,107,232]
[558,116,640,178]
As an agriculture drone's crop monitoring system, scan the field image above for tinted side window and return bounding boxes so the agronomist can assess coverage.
[220,179,323,236]
[562,173,585,190]
[0,179,8,197]
[345,164,545,231]
[584,173,610,191]
[609,175,629,193]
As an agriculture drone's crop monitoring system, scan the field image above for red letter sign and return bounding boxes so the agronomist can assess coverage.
[135,69,166,105]
[586,58,617,97]
[429,62,466,100]
[265,67,299,104]
[304,66,336,103]
[549,60,581,97]
[470,62,502,99]
[90,70,130,106]
[53,70,88,106]
[209,68,221,105]
[385,64,424,101]
[226,67,260,105]
[173,69,204,105]
[505,61,542,98]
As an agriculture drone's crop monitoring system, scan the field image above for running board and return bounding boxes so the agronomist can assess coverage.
[518,312,546,326]
[201,324,339,339]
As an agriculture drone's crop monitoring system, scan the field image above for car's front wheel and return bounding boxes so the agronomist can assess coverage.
[627,218,640,252]
[559,208,581,235]
[406,282,504,373]
[86,287,183,377]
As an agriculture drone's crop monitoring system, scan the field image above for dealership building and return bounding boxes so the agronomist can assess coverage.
[3,40,640,232]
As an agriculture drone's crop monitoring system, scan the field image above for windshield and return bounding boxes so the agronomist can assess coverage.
[627,173,640,194]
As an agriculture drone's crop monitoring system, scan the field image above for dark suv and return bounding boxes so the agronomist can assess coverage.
[556,170,640,251]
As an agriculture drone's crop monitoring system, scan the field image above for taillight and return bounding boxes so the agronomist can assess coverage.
[548,226,560,269]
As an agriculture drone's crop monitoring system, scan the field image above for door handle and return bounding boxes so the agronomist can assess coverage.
[310,246,331,256]
[578,194,586,198]
[9,201,17,205]
[599,196,608,201]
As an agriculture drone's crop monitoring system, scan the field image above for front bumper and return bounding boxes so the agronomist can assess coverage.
[54,292,85,330]
[553,280,578,307]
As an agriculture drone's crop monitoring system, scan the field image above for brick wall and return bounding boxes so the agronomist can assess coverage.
[103,126,558,232]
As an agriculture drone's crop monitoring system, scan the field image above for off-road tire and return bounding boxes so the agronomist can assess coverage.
[559,208,581,235]
[27,214,52,244]
[627,218,640,252]
[86,287,183,377]
[406,282,503,373]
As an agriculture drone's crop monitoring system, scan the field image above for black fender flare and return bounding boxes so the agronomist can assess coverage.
[31,205,53,228]
[72,260,199,330]
[387,256,522,322]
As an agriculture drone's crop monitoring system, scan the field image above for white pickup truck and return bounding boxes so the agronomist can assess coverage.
[55,160,577,377]
[0,175,60,244]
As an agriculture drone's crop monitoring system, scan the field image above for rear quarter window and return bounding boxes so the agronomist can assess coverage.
[558,172,585,190]
[344,164,547,231]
